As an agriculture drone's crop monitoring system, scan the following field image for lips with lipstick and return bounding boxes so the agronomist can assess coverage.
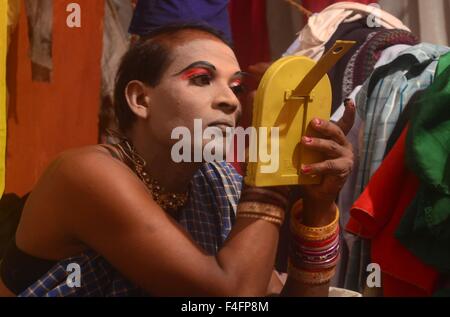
[207,120,235,133]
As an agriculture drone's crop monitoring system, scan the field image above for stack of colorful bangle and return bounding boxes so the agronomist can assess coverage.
[236,186,289,227]
[288,199,340,285]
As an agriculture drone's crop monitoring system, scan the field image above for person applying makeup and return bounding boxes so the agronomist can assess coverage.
[0,24,355,297]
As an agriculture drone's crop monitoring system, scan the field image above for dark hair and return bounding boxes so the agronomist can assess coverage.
[113,23,231,132]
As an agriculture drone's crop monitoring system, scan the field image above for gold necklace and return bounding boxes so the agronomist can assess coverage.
[115,140,188,212]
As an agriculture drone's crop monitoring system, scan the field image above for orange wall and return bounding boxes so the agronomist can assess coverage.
[6,0,104,196]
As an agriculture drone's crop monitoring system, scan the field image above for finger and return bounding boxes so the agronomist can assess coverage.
[335,99,356,135]
[310,118,348,146]
[302,136,347,159]
[300,158,353,177]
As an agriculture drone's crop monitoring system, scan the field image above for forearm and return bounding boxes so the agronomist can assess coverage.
[216,217,280,296]
[214,186,288,296]
[301,199,336,227]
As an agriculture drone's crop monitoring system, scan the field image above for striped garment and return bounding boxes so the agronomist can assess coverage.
[19,161,242,297]
[355,43,450,195]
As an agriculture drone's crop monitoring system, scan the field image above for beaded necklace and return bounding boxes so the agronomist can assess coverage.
[115,140,188,212]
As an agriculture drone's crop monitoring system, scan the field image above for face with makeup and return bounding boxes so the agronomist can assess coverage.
[126,31,244,156]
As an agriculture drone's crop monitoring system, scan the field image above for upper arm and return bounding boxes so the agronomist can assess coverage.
[53,151,228,296]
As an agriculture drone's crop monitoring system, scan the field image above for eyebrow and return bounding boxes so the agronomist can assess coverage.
[231,71,249,79]
[173,61,217,76]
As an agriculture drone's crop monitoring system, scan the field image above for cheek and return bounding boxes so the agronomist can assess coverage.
[149,85,213,140]
[157,85,213,121]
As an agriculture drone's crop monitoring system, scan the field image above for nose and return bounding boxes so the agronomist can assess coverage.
[212,85,241,116]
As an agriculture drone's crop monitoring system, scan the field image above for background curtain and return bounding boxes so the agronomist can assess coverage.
[379,0,450,46]
[5,0,104,196]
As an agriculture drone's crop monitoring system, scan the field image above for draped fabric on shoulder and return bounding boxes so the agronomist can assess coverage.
[174,161,242,255]
[18,162,242,297]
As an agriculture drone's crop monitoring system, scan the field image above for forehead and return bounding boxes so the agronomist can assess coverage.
[168,37,240,73]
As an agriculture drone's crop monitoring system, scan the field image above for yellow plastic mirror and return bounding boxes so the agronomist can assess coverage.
[245,41,356,187]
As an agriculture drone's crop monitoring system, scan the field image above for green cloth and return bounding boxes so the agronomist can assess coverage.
[396,52,450,276]
[437,52,450,76]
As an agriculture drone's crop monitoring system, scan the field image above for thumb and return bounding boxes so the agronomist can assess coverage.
[335,99,356,136]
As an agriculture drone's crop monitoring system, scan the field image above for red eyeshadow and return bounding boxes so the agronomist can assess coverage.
[180,68,210,80]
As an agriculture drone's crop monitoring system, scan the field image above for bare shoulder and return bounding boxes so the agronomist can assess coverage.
[15,144,161,259]
[44,145,140,192]
[33,145,159,231]
[53,145,128,180]
[49,145,151,206]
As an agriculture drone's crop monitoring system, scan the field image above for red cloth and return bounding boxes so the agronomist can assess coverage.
[346,128,440,297]
[302,0,376,13]
[228,0,271,72]
[228,0,271,174]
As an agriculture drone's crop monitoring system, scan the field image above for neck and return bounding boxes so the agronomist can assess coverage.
[126,128,201,194]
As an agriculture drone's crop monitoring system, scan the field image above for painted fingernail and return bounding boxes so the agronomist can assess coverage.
[314,119,322,126]
[303,136,313,144]
[345,98,355,108]
[301,165,312,174]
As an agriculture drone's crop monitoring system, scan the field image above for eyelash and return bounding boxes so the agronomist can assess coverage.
[186,72,245,96]
[189,74,213,86]
[230,81,246,96]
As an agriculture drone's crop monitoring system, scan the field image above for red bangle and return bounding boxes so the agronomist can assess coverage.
[292,227,339,249]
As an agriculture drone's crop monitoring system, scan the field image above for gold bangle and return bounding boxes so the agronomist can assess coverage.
[287,260,336,285]
[238,207,285,220]
[237,212,284,227]
[237,201,285,226]
[290,200,339,241]
[238,211,284,225]
[238,201,285,214]
[239,211,285,225]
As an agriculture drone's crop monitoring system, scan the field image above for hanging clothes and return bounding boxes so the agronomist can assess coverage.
[383,90,423,157]
[354,43,450,195]
[339,44,448,289]
[7,0,20,48]
[322,18,418,112]
[321,19,382,112]
[343,31,418,102]
[396,53,450,275]
[23,0,53,82]
[346,128,440,296]
[101,0,132,100]
[330,44,413,290]
[6,0,104,196]
[379,0,450,47]
[99,0,133,143]
[289,2,410,61]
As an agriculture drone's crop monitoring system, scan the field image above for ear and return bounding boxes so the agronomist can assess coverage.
[125,80,152,119]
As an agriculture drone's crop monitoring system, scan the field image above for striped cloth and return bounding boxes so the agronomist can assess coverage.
[355,43,450,195]
[19,161,242,297]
